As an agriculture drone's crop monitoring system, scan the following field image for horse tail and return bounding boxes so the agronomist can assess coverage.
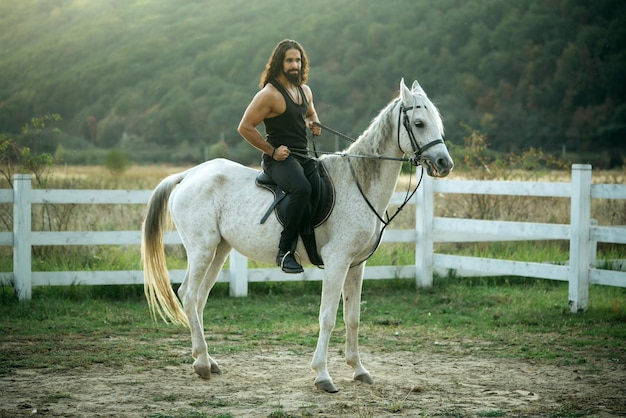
[142,170,191,328]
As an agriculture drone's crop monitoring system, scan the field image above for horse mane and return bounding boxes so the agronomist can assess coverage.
[321,98,399,185]
[349,98,399,156]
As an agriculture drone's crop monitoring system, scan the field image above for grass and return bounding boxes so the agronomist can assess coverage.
[1,277,624,378]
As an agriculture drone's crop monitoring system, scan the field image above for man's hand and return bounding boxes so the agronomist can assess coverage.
[308,120,321,136]
[273,144,290,161]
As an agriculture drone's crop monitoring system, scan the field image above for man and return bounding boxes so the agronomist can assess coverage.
[238,39,321,274]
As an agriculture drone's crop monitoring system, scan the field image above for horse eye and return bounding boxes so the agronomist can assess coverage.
[414,120,425,128]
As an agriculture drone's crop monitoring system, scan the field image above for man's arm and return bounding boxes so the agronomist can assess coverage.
[238,86,292,161]
[238,88,277,157]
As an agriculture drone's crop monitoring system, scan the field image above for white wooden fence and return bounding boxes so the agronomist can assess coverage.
[1,164,624,312]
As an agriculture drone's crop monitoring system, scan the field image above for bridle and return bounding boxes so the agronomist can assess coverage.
[399,103,445,166]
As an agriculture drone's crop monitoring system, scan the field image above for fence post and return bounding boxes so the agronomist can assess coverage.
[415,173,434,288]
[229,249,248,297]
[568,164,592,313]
[13,174,32,301]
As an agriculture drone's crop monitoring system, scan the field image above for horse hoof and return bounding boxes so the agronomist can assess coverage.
[194,364,212,379]
[354,373,374,385]
[210,364,222,375]
[315,380,339,393]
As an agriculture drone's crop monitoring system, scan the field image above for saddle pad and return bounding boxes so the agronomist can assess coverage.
[255,161,335,228]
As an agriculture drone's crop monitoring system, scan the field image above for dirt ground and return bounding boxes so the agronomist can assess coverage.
[1,347,624,418]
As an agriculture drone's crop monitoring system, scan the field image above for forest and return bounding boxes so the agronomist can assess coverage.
[1,0,624,167]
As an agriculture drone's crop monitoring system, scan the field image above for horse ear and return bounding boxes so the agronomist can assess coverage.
[400,78,411,102]
[412,80,426,95]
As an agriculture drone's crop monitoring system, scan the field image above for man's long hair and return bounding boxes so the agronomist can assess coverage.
[260,39,309,88]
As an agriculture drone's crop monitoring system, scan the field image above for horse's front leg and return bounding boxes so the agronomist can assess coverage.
[311,263,349,393]
[343,263,373,385]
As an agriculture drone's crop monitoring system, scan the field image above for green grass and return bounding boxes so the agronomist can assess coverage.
[3,239,621,274]
[1,277,624,378]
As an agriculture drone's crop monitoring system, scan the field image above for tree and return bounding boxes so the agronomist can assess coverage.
[0,114,60,187]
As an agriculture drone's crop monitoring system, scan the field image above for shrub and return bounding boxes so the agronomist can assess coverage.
[103,148,131,176]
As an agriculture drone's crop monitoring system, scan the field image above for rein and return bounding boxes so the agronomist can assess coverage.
[310,121,410,163]
[347,161,424,267]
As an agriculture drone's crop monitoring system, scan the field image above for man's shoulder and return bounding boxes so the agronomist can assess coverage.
[260,82,283,96]
[251,83,286,117]
[255,83,283,102]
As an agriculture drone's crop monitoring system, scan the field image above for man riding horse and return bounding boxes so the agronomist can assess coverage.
[238,39,321,274]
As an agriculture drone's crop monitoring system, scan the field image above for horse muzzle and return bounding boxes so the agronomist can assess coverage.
[420,152,454,178]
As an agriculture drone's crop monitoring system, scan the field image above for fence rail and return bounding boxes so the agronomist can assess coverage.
[1,164,624,312]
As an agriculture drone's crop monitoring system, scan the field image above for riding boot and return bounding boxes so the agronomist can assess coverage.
[276,249,303,274]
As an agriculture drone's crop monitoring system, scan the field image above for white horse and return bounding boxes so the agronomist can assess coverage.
[142,78,453,393]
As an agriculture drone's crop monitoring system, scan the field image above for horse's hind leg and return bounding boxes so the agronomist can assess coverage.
[342,263,373,385]
[195,240,231,376]
[178,240,230,379]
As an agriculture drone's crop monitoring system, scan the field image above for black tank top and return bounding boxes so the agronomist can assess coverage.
[263,79,309,164]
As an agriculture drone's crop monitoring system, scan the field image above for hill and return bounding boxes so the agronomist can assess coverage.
[1,0,624,166]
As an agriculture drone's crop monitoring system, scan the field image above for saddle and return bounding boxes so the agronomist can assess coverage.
[255,161,335,267]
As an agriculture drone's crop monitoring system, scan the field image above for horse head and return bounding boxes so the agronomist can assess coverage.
[398,78,454,178]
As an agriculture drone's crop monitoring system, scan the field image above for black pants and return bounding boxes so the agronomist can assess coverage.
[264,157,319,252]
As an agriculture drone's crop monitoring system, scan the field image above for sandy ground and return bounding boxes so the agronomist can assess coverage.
[1,347,624,417]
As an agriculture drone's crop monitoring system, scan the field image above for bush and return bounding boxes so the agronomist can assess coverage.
[103,148,131,175]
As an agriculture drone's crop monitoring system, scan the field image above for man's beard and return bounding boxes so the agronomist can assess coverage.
[283,69,301,85]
